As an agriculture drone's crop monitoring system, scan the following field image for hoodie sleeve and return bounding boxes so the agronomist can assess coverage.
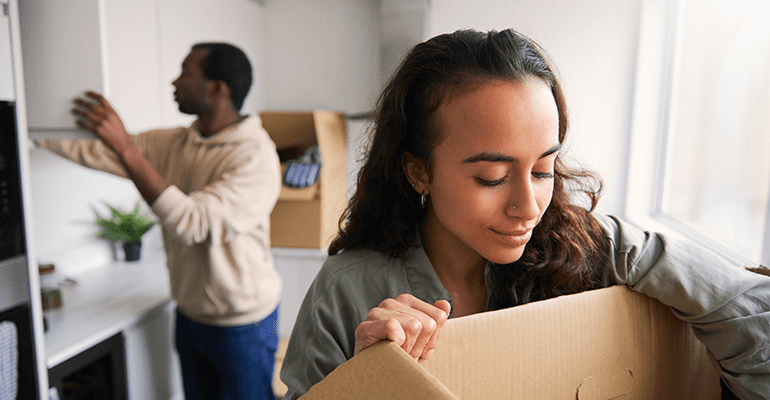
[149,141,281,246]
[35,131,162,179]
[36,138,130,178]
[595,214,770,400]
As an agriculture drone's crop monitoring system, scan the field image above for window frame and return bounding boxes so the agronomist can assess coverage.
[625,0,770,267]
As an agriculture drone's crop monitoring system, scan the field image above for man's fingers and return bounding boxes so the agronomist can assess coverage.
[72,97,107,120]
[84,91,103,103]
[84,91,114,112]
[74,119,92,131]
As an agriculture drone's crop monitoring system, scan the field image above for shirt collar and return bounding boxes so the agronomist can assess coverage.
[402,234,495,318]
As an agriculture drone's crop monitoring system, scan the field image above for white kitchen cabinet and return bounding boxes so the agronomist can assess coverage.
[1,0,15,101]
[19,0,162,138]
[123,302,183,400]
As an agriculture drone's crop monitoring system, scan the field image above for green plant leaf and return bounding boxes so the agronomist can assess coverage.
[94,202,156,243]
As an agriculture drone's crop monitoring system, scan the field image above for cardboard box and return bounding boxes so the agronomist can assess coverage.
[301,286,721,399]
[260,111,348,249]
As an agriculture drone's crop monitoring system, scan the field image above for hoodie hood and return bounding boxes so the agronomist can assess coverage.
[187,115,269,145]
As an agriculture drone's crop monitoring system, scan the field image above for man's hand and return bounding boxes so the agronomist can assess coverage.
[354,294,451,363]
[71,91,132,155]
[71,90,169,205]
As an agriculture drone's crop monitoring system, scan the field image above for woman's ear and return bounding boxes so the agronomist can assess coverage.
[402,152,428,194]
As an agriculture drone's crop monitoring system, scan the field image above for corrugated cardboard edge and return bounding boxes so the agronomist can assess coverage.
[312,110,348,248]
[421,285,721,399]
[301,341,458,400]
[301,286,721,399]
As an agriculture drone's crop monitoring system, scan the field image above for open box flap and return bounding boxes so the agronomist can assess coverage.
[301,286,720,399]
[301,341,458,400]
[423,285,721,399]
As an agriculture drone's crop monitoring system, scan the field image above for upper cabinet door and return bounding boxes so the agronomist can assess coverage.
[1,0,16,101]
[19,0,162,138]
[19,0,105,132]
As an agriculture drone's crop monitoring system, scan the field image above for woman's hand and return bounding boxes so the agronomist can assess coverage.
[354,294,451,362]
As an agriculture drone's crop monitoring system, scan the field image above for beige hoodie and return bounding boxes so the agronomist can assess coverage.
[39,115,283,326]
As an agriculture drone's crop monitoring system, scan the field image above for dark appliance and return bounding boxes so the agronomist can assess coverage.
[0,100,40,399]
[47,333,127,400]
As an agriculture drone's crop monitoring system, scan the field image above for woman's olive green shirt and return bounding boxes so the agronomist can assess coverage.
[281,214,770,400]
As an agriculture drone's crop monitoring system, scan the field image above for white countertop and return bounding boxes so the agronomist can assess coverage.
[43,246,172,368]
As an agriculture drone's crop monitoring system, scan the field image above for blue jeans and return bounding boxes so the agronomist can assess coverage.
[175,307,279,400]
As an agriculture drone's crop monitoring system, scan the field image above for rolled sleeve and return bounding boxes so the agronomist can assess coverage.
[596,214,770,400]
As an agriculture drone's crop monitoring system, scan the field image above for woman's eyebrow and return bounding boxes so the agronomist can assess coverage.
[540,143,561,159]
[461,144,561,164]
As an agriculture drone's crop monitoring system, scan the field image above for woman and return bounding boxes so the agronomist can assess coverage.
[280,29,769,399]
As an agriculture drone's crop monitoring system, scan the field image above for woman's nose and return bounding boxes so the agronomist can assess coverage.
[504,176,540,220]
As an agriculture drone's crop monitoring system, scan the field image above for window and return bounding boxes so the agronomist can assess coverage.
[627,0,770,267]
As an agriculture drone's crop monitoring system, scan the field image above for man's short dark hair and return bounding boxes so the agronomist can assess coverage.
[192,42,252,111]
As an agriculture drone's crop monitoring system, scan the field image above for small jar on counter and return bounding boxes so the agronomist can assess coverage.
[39,263,62,310]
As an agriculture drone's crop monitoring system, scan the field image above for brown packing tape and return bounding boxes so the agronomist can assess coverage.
[301,341,458,400]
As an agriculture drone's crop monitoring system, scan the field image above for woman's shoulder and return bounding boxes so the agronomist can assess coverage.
[590,213,647,244]
[318,248,403,282]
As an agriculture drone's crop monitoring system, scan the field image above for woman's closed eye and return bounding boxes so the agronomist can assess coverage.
[475,176,507,187]
[475,171,554,187]
[532,171,555,180]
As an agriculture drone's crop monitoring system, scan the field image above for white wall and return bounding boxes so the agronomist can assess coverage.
[155,0,267,128]
[260,0,383,338]
[425,0,643,215]
[262,0,381,114]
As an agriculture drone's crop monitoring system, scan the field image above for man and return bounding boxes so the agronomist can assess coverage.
[38,43,282,400]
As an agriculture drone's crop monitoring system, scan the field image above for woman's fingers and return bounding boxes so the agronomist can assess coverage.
[354,316,407,352]
[419,299,451,362]
[354,294,451,362]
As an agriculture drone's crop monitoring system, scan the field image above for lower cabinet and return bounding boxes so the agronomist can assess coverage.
[123,302,183,400]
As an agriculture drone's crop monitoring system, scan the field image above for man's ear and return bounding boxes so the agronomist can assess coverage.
[402,152,429,193]
[209,80,232,103]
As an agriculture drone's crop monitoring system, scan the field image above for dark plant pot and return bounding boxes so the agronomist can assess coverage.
[123,241,142,262]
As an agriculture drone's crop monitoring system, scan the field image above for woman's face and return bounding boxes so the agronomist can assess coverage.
[421,79,560,265]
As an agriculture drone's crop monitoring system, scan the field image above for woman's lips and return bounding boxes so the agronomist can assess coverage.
[491,228,532,246]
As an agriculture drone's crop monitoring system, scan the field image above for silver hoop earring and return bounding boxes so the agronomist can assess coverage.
[421,193,426,208]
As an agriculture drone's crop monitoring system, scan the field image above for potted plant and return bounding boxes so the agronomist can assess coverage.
[95,203,156,261]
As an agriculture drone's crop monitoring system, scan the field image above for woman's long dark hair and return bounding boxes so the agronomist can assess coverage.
[329,29,610,309]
